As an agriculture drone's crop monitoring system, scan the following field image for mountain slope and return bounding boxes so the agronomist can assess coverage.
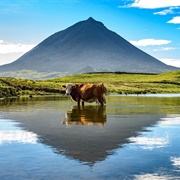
[0,17,178,76]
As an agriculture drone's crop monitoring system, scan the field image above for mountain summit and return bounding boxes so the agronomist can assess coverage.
[0,17,178,75]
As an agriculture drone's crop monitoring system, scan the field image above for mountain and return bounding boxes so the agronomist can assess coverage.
[0,17,178,77]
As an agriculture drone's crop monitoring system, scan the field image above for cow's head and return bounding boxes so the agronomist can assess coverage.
[62,83,72,95]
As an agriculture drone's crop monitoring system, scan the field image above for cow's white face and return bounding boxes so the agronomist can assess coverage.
[65,83,72,95]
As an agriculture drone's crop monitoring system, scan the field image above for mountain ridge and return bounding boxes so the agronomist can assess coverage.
[0,17,179,78]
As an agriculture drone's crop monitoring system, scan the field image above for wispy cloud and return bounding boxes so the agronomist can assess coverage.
[153,47,176,51]
[130,39,171,47]
[126,0,180,9]
[0,40,35,54]
[154,7,180,15]
[0,2,21,14]
[135,173,179,180]
[167,16,180,24]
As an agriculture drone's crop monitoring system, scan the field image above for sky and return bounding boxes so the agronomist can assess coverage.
[0,0,180,67]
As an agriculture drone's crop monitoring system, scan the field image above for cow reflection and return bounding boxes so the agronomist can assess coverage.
[62,106,106,126]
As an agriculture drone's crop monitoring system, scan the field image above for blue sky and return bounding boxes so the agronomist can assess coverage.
[0,0,180,67]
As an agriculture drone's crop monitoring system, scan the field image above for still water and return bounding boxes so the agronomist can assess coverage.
[0,95,180,180]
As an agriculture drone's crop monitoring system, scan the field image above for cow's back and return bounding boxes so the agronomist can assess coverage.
[80,83,106,104]
[79,84,95,101]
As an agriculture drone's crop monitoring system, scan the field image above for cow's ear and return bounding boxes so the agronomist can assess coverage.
[62,85,66,88]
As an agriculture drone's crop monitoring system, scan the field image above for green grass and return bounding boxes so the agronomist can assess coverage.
[0,71,180,98]
[51,71,180,94]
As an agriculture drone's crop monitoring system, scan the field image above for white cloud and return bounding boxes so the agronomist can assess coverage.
[171,157,180,169]
[0,52,24,65]
[159,116,180,126]
[0,130,37,144]
[129,136,169,150]
[128,0,180,9]
[130,39,171,47]
[154,7,179,15]
[159,58,180,67]
[167,16,180,24]
[135,173,179,180]
[153,47,176,51]
[0,40,35,54]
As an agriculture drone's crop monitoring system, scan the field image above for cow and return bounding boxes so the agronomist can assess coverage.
[62,83,107,106]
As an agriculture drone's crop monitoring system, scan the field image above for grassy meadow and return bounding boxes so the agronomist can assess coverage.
[0,71,180,98]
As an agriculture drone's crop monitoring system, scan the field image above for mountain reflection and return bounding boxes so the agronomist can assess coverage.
[0,98,164,165]
[62,106,106,126]
[5,114,160,165]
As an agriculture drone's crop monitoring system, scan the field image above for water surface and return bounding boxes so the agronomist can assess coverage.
[0,95,180,179]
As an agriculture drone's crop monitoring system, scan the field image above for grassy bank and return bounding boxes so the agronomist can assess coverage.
[0,71,180,98]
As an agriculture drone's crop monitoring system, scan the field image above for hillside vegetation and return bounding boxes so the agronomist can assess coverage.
[0,71,180,98]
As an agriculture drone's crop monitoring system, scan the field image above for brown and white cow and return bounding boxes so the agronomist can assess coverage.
[62,83,106,106]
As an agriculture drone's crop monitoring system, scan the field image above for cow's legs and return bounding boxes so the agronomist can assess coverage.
[97,94,106,106]
[82,101,84,106]
[97,97,104,106]
[77,98,81,106]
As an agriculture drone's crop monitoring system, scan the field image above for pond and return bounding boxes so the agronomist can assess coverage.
[0,95,180,180]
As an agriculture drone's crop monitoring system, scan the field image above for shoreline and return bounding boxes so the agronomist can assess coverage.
[1,93,180,101]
